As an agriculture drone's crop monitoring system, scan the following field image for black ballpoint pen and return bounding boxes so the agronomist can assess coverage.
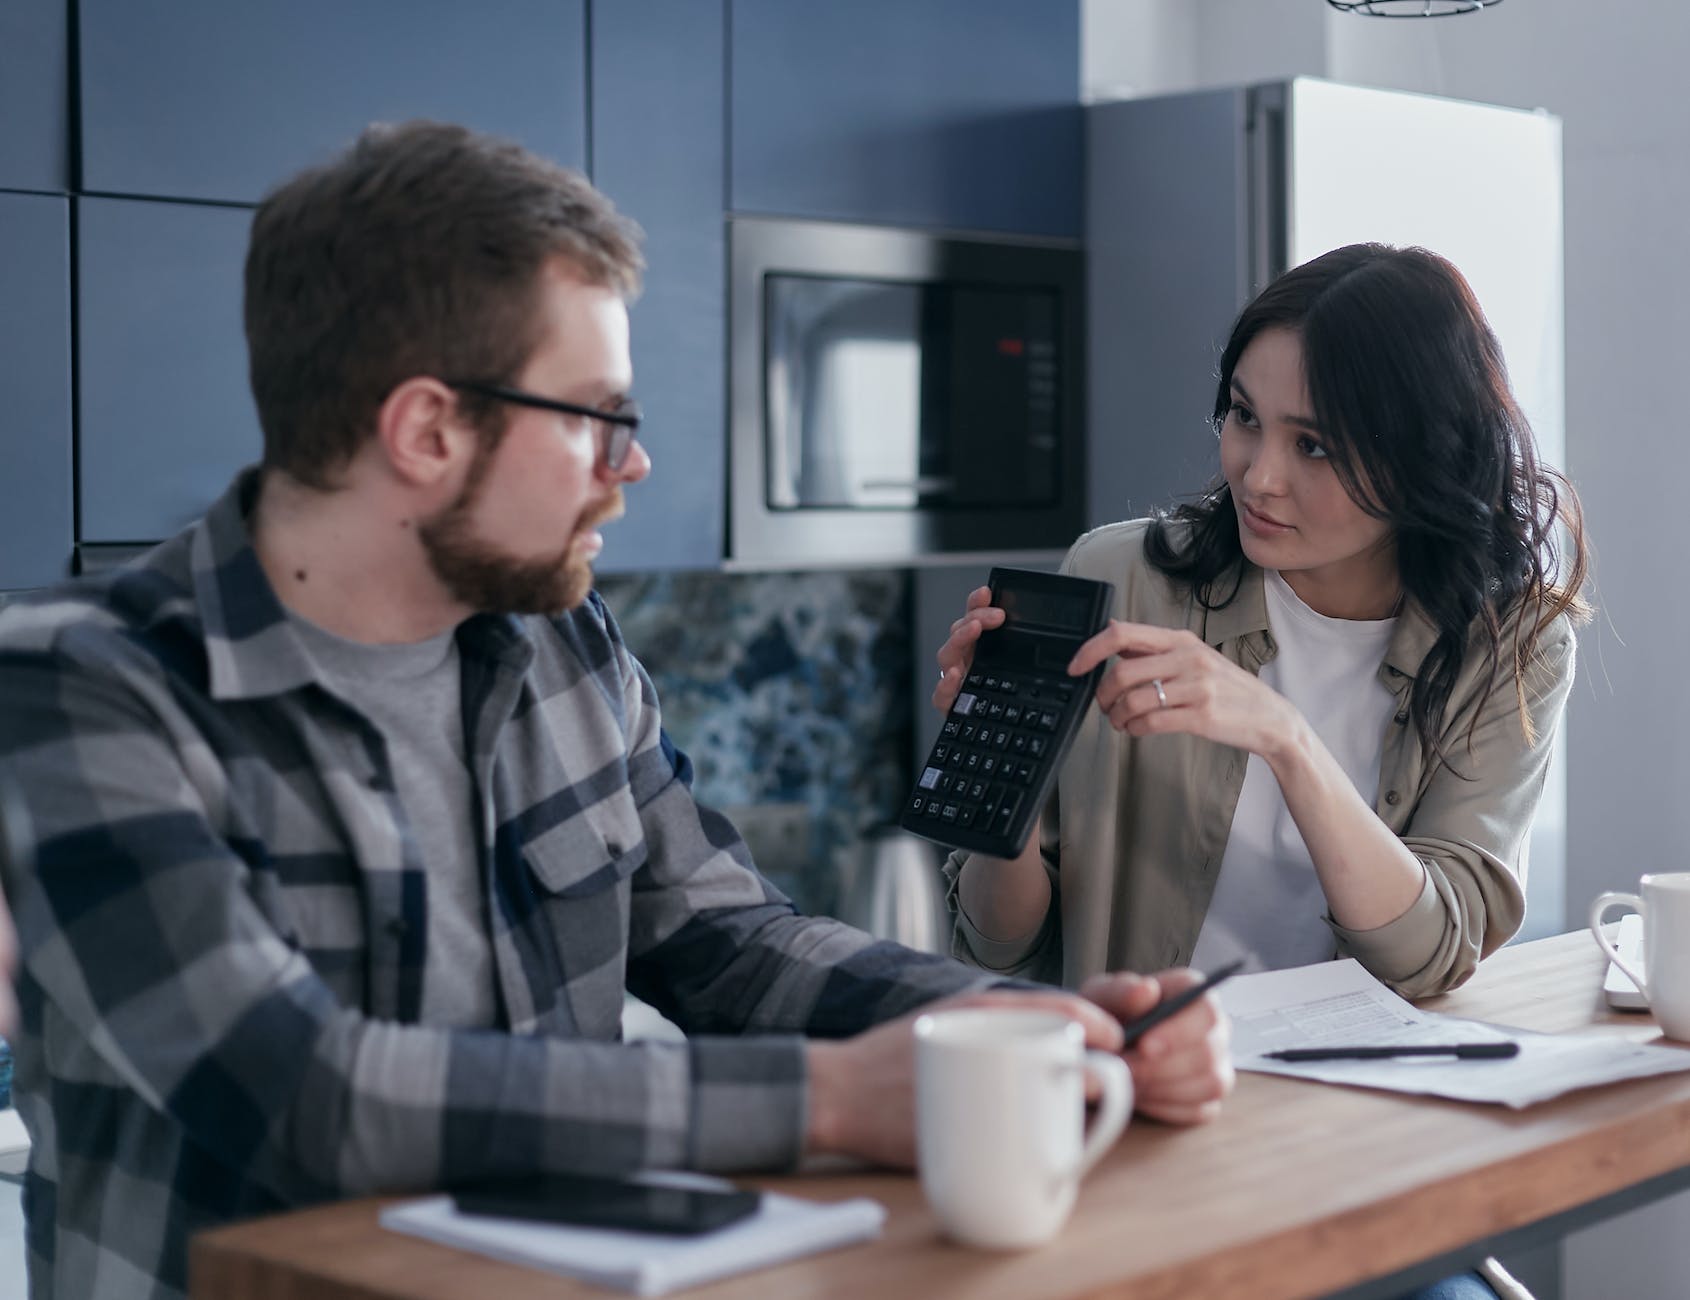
[1118,958,1245,1048]
[1264,1042,1520,1062]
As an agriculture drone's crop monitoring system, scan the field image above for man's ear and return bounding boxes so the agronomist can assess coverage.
[375,377,472,488]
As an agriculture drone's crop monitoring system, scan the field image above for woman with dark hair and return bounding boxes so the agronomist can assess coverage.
[936,241,1588,1002]
[934,242,1584,1300]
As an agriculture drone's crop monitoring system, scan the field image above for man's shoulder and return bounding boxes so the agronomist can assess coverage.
[0,537,200,674]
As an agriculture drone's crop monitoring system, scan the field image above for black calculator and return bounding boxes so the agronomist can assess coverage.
[901,567,1115,858]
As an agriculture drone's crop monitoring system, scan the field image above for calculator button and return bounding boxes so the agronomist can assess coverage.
[992,729,1011,749]
[919,767,943,790]
[965,672,984,688]
[909,794,926,814]
[940,803,959,823]
[1028,736,1047,759]
[925,799,944,817]
[1002,704,1022,724]
[961,724,978,743]
[1018,761,1038,785]
[987,701,1005,720]
[994,790,1024,834]
[999,678,1018,695]
[931,744,949,764]
[980,755,999,776]
[958,805,979,828]
[942,719,960,738]
[1011,734,1029,755]
[968,779,987,801]
[963,752,981,773]
[983,676,999,691]
[1038,710,1059,731]
[954,692,978,717]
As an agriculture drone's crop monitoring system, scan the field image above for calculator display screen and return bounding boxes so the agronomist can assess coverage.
[998,586,1092,635]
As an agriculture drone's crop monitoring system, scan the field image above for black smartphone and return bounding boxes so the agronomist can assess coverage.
[452,1174,762,1236]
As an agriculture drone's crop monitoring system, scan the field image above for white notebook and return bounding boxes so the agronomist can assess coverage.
[381,1174,885,1297]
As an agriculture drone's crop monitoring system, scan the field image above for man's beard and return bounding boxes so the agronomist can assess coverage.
[418,445,621,616]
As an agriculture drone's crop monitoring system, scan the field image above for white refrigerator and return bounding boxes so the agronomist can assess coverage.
[1087,76,1567,936]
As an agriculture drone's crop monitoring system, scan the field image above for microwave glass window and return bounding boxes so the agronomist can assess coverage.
[764,275,1061,512]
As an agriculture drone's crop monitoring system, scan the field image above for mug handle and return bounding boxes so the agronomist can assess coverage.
[1590,891,1649,997]
[1075,1050,1133,1180]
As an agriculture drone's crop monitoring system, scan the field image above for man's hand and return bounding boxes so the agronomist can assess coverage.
[1081,968,1233,1125]
[804,989,1123,1168]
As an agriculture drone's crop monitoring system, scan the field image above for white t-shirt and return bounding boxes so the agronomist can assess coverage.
[1189,569,1399,974]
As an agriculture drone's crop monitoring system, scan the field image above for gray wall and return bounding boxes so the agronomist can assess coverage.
[1082,2,1690,1297]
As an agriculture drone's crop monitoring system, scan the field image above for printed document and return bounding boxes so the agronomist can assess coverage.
[1219,959,1690,1108]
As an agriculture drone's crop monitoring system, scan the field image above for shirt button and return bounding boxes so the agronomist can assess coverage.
[1386,790,1402,806]
[605,840,623,858]
[1394,710,1409,725]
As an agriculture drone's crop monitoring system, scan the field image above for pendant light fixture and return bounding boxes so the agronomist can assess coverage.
[1327,0,1502,14]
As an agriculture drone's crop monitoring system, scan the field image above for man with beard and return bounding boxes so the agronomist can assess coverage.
[0,121,1231,1300]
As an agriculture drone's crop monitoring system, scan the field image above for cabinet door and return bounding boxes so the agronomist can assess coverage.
[77,198,258,544]
[79,0,586,204]
[731,0,1080,236]
[0,194,73,588]
[590,0,726,572]
[0,0,68,193]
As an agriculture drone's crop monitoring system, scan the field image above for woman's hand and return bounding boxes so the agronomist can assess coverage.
[931,585,1005,714]
[1068,621,1301,762]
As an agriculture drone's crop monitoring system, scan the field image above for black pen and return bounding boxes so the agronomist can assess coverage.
[1118,958,1245,1048]
[1264,1042,1520,1062]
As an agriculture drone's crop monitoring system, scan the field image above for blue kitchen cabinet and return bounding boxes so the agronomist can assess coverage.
[77,198,259,545]
[590,0,726,572]
[730,0,1081,237]
[0,194,73,588]
[0,0,69,193]
[78,0,586,205]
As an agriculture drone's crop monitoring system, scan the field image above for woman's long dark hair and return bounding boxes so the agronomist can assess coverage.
[1145,243,1589,771]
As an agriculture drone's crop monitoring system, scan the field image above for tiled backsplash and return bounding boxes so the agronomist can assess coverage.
[597,569,913,915]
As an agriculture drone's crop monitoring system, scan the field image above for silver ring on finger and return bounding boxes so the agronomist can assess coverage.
[1152,678,1169,710]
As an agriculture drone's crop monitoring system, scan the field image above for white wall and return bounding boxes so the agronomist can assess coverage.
[1082,2,1690,1297]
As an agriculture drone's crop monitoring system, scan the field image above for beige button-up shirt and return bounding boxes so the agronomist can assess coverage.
[945,519,1577,999]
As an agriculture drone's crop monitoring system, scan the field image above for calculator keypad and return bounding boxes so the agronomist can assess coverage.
[911,669,1076,841]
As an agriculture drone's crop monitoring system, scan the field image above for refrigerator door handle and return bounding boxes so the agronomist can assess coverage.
[1245,85,1288,297]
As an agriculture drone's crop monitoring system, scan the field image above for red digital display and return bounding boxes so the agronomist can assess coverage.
[996,337,1025,357]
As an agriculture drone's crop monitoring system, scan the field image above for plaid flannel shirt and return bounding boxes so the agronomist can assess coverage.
[0,469,986,1300]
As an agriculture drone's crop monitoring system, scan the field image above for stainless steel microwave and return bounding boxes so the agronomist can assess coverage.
[727,216,1084,568]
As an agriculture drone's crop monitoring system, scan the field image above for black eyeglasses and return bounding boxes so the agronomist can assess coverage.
[445,379,642,471]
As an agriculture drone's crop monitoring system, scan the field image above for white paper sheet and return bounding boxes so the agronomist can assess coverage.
[1220,959,1690,1108]
[381,1172,885,1296]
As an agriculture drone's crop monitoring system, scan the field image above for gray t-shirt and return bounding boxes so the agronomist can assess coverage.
[291,615,497,1028]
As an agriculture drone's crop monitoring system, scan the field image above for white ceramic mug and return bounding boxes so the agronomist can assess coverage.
[1590,872,1690,1042]
[913,1006,1132,1250]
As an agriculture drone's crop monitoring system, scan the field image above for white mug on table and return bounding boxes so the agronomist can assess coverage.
[913,1006,1131,1250]
[1590,871,1690,1042]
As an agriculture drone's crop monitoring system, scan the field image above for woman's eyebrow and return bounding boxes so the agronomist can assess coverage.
[1231,376,1320,432]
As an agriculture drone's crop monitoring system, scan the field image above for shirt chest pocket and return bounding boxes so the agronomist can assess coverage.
[520,786,647,898]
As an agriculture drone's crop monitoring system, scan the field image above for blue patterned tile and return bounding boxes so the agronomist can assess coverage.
[597,570,911,913]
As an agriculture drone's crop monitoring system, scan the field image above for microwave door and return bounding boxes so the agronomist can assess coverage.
[767,279,933,510]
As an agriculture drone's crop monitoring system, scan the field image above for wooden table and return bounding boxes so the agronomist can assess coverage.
[191,929,1690,1300]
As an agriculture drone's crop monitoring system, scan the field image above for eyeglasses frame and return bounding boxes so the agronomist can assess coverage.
[444,379,641,472]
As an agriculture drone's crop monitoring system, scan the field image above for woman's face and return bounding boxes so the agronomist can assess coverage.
[1219,327,1398,619]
